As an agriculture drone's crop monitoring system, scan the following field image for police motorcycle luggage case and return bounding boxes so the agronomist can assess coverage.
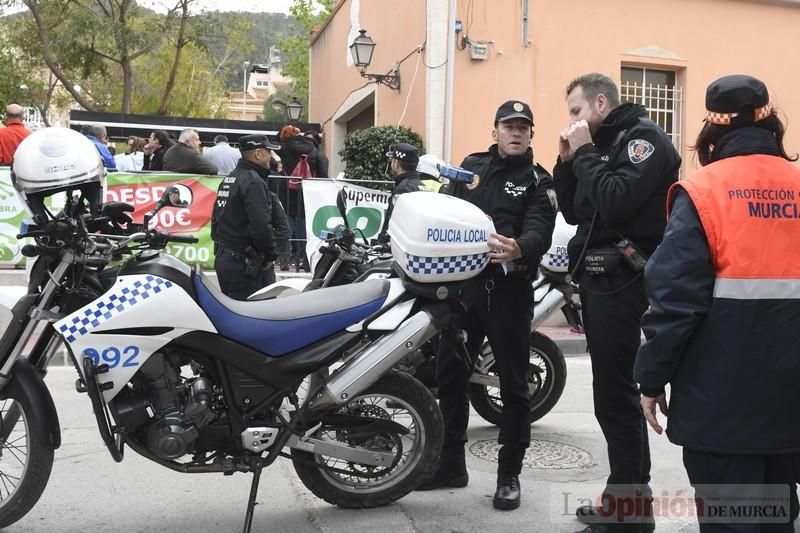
[388,191,495,283]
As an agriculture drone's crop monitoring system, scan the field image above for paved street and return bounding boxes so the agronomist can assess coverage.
[2,357,720,533]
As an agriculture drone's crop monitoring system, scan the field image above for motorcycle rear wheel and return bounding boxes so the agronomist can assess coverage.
[468,332,567,426]
[0,392,54,528]
[292,371,443,508]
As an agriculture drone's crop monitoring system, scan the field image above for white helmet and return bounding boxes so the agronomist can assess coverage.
[12,127,105,219]
[416,153,444,178]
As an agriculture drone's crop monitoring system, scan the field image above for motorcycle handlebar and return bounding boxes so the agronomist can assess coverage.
[167,234,199,244]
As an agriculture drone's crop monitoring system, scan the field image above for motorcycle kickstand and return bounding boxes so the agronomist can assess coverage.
[242,459,264,533]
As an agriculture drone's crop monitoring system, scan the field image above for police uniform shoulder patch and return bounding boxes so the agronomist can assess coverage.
[546,189,558,212]
[467,174,480,190]
[628,139,655,164]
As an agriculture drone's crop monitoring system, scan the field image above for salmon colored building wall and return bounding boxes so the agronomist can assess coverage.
[311,0,800,176]
[310,0,428,176]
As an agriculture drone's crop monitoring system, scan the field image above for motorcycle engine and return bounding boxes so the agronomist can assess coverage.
[111,352,218,461]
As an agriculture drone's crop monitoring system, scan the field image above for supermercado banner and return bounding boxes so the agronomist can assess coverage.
[301,179,390,263]
[0,167,221,269]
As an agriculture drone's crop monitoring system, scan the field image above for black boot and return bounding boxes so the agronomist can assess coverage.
[576,505,655,532]
[416,443,468,491]
[492,475,520,510]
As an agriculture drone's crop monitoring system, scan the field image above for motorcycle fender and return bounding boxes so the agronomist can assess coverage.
[3,358,60,449]
[248,278,309,301]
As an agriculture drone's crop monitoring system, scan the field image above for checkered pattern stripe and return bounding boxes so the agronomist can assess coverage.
[406,253,489,275]
[545,250,569,269]
[58,275,174,344]
[706,102,772,125]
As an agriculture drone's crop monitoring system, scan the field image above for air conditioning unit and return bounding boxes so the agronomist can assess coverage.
[469,42,489,61]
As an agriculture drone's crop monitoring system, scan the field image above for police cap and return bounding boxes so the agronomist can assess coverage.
[239,134,280,152]
[387,142,419,165]
[705,75,772,126]
[495,100,534,126]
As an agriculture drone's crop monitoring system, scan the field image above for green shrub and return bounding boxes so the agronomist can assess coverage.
[339,126,425,190]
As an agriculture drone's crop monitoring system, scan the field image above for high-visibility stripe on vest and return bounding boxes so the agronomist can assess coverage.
[667,154,800,299]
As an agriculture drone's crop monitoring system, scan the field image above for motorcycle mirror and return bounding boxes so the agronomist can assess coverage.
[335,189,349,229]
[164,184,193,208]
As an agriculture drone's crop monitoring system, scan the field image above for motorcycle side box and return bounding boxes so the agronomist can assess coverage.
[388,192,495,283]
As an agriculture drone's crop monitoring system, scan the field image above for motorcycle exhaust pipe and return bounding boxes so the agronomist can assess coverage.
[308,310,438,411]
[531,289,568,331]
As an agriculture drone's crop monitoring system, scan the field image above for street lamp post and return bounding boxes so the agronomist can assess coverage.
[242,61,249,120]
[271,97,304,123]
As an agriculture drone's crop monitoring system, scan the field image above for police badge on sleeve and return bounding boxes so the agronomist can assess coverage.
[628,139,655,164]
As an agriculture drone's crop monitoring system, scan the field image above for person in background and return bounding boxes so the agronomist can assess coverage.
[0,104,31,165]
[211,135,282,298]
[271,125,326,272]
[85,123,117,171]
[204,134,241,176]
[115,137,146,172]
[143,130,172,171]
[378,142,427,240]
[163,128,218,175]
[635,74,800,533]
[303,130,329,178]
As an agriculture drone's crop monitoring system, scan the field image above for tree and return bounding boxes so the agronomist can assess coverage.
[278,0,333,118]
[339,126,425,188]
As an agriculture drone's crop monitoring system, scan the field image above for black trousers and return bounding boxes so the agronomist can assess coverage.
[580,272,651,494]
[683,449,800,532]
[436,274,532,476]
[214,252,275,301]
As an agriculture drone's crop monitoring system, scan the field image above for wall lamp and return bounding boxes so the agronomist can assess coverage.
[349,29,401,91]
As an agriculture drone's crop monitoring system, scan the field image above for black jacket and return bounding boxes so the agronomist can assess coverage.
[143,146,167,171]
[553,103,681,266]
[274,136,328,216]
[634,127,798,453]
[447,145,556,273]
[381,170,427,234]
[163,142,218,175]
[269,190,290,250]
[211,159,277,260]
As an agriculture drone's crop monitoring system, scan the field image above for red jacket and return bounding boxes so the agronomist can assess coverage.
[0,120,31,165]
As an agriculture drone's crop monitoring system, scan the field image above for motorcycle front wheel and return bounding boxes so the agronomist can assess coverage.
[292,371,443,508]
[468,331,567,426]
[0,391,55,528]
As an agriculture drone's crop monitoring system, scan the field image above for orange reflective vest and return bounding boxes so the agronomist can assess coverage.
[663,153,800,453]
[668,154,800,299]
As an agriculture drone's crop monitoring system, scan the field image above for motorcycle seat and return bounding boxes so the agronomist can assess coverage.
[192,268,389,356]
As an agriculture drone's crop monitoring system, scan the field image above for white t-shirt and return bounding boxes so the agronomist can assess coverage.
[115,152,144,172]
[203,143,241,175]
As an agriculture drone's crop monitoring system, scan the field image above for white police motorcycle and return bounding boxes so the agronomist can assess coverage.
[0,129,497,533]
[253,193,579,427]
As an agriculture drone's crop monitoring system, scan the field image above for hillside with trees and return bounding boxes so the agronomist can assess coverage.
[0,3,300,120]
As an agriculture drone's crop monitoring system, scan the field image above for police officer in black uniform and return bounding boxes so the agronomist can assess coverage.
[553,73,680,533]
[418,100,556,512]
[379,142,427,238]
[211,135,283,300]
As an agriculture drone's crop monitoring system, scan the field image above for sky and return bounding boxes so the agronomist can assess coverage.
[141,0,293,14]
[194,0,292,13]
